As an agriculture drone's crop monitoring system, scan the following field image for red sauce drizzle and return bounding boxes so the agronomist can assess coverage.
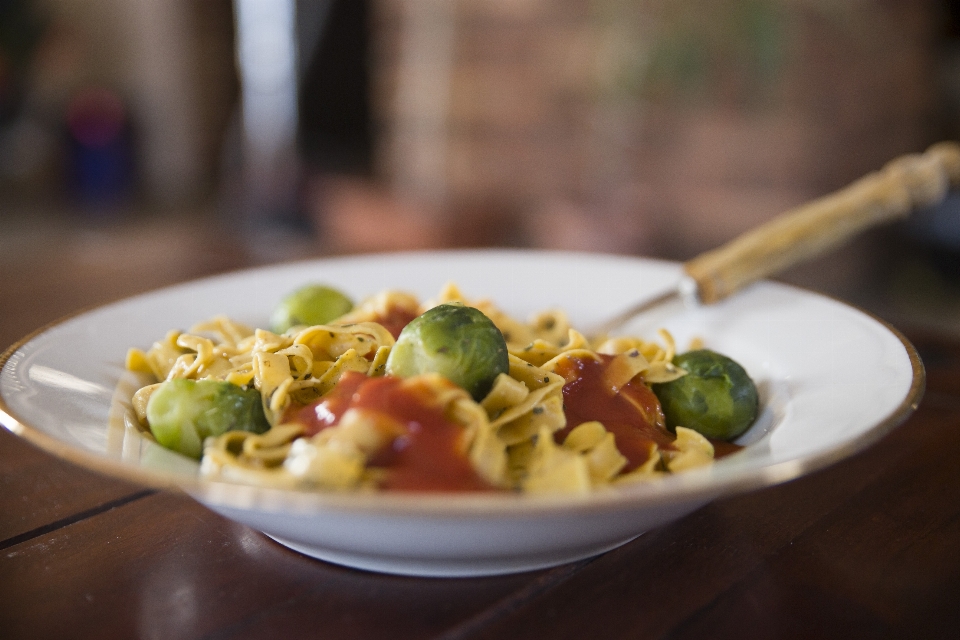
[373,305,420,339]
[709,439,743,459]
[554,355,676,472]
[284,372,494,492]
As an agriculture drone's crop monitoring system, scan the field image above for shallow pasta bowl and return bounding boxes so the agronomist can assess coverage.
[0,250,923,577]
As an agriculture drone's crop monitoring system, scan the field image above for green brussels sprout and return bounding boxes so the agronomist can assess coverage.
[651,349,758,441]
[146,379,270,459]
[385,303,509,401]
[270,284,353,333]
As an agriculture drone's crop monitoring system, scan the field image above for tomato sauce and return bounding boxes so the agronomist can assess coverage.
[554,355,676,472]
[709,439,743,459]
[373,305,420,339]
[284,371,494,492]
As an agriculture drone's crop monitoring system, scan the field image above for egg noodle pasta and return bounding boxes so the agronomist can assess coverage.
[126,283,736,494]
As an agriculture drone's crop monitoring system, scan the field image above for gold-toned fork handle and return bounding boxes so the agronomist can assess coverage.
[684,141,960,304]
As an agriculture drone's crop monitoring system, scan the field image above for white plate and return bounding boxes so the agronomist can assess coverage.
[0,250,923,576]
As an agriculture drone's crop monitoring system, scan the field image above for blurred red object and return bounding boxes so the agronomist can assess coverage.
[65,87,134,207]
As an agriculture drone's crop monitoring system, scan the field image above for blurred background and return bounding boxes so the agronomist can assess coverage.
[2,0,960,347]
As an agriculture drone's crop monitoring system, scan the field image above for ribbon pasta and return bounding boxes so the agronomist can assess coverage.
[127,285,716,494]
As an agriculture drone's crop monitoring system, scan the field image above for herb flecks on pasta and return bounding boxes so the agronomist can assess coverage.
[127,284,755,493]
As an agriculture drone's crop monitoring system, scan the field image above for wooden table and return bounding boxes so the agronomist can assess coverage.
[2,221,960,639]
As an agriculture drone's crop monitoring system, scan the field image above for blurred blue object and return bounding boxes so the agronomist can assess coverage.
[908,191,960,280]
[65,87,134,208]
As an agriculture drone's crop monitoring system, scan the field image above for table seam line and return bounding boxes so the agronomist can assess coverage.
[0,488,156,551]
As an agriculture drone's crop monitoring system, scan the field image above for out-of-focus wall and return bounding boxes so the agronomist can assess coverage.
[370,0,943,259]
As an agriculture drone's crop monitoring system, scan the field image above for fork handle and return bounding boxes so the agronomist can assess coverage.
[684,141,960,305]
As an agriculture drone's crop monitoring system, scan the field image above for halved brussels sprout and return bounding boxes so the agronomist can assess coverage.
[270,284,353,333]
[385,303,509,401]
[146,379,270,459]
[651,349,758,441]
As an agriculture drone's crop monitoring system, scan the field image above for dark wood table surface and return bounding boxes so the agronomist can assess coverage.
[2,220,959,639]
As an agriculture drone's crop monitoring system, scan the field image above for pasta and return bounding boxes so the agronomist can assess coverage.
[126,284,747,494]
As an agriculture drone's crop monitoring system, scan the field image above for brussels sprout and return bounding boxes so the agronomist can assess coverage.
[270,284,353,333]
[385,303,509,401]
[651,349,758,441]
[146,379,270,459]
